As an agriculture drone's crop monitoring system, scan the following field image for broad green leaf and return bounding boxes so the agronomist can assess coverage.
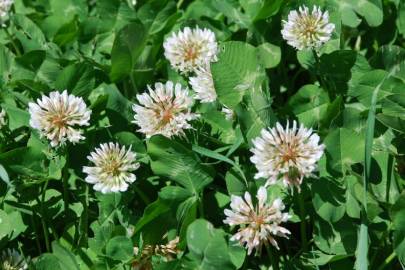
[382,94,405,119]
[0,164,10,186]
[40,0,87,38]
[55,63,95,98]
[53,18,79,46]
[348,70,396,106]
[324,128,365,174]
[312,177,346,223]
[319,50,370,96]
[0,103,29,130]
[186,219,236,270]
[35,254,63,270]
[147,136,213,195]
[0,45,14,86]
[397,1,405,37]
[314,218,357,255]
[211,0,250,28]
[328,0,383,27]
[106,236,133,261]
[211,41,264,108]
[256,43,281,68]
[390,193,405,263]
[133,199,177,243]
[370,45,405,71]
[288,84,329,127]
[240,0,283,21]
[376,114,405,133]
[13,14,48,52]
[52,242,80,270]
[110,20,148,82]
[0,210,12,239]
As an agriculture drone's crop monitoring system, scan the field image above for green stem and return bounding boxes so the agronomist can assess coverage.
[62,150,70,216]
[38,179,51,252]
[265,244,279,270]
[298,190,308,252]
[199,192,204,218]
[30,209,42,253]
[130,72,137,96]
[312,50,329,94]
[77,184,89,247]
[4,28,21,56]
[177,0,185,9]
[377,252,396,270]
[134,185,151,205]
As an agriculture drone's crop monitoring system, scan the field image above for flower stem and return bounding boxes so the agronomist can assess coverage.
[30,208,42,253]
[377,252,396,270]
[298,190,308,252]
[199,192,204,218]
[265,244,279,270]
[311,50,328,92]
[38,179,51,252]
[177,0,185,9]
[62,151,70,216]
[77,184,89,247]
[134,185,151,205]
[4,28,21,56]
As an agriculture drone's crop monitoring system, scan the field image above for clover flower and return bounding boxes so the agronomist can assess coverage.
[1,249,29,270]
[0,108,6,129]
[281,5,335,50]
[224,187,291,255]
[189,65,217,103]
[164,27,218,73]
[0,0,13,24]
[132,237,180,270]
[132,81,198,138]
[83,142,140,194]
[250,121,324,189]
[221,106,235,121]
[28,90,91,147]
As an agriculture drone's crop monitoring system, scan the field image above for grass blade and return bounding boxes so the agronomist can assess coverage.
[355,69,392,270]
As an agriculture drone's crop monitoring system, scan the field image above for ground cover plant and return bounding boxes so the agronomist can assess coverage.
[0,0,405,269]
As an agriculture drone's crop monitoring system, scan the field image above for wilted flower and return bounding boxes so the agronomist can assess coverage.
[1,249,29,270]
[189,65,217,103]
[163,27,218,73]
[250,121,324,189]
[0,0,13,24]
[132,237,180,270]
[132,81,198,138]
[224,187,291,255]
[0,108,6,129]
[83,142,140,194]
[221,106,234,121]
[281,5,335,50]
[28,90,91,147]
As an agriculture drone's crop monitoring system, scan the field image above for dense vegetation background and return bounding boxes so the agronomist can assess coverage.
[0,0,405,269]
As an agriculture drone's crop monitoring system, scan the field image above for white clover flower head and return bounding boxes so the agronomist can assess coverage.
[0,108,7,129]
[0,0,13,23]
[189,65,217,103]
[1,249,29,270]
[250,120,324,190]
[163,26,218,73]
[28,90,91,147]
[223,187,291,255]
[83,142,140,194]
[221,106,234,121]
[132,81,199,138]
[281,5,335,50]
